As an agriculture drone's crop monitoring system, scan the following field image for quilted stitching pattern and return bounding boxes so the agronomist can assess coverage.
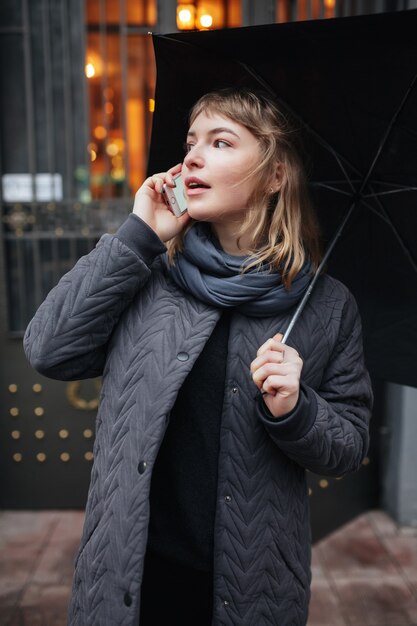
[24,236,152,380]
[24,233,372,626]
[211,314,311,625]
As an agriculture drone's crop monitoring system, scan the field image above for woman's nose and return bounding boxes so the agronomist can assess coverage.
[183,146,204,168]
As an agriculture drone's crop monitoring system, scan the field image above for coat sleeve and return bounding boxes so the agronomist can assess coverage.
[257,287,372,477]
[23,214,166,381]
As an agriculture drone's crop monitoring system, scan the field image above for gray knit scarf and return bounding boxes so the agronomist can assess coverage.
[168,223,311,317]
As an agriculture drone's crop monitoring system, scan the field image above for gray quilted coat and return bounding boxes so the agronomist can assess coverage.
[24,215,372,626]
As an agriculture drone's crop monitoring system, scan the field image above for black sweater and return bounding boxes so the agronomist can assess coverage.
[147,310,231,572]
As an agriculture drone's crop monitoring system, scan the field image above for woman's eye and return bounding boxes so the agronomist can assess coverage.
[214,139,230,149]
[184,142,194,153]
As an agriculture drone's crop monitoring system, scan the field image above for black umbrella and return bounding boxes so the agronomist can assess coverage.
[148,9,417,389]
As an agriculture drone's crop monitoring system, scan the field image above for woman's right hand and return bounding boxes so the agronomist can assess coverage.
[132,164,190,242]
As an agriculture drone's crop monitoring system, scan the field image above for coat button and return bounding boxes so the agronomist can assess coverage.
[138,461,147,474]
[223,599,230,607]
[224,495,232,503]
[124,591,132,607]
[177,352,189,361]
[232,386,238,394]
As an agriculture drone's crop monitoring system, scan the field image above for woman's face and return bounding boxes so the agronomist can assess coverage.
[182,111,261,224]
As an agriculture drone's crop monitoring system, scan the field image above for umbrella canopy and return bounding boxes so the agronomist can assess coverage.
[148,10,417,389]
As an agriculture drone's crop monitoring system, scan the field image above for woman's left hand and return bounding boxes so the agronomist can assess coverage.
[250,333,303,418]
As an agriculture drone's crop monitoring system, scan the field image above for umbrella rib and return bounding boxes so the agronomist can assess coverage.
[237,62,357,194]
[313,182,417,198]
[358,195,417,273]
[373,205,417,274]
[367,180,416,189]
[360,201,392,227]
[288,188,417,345]
[311,183,353,196]
[284,71,417,342]
[358,72,417,196]
[364,187,417,198]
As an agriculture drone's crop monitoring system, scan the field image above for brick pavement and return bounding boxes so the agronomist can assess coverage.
[0,509,416,625]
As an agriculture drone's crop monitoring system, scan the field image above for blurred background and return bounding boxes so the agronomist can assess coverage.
[1,0,417,610]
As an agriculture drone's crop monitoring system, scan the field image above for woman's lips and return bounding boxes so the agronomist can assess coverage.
[185,176,210,187]
[186,186,209,196]
[185,176,211,197]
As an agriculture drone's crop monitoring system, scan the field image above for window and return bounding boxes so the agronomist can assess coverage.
[85,0,157,199]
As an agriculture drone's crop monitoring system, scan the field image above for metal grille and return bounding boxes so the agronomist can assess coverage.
[0,0,156,334]
[2,200,131,333]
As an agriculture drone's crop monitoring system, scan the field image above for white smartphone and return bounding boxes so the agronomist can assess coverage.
[162,173,188,217]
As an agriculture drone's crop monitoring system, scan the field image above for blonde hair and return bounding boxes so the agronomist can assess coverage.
[167,89,321,288]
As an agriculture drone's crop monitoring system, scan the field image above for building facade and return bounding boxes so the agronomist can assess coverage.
[1,0,415,534]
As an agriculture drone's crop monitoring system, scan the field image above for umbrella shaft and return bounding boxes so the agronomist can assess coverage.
[282,201,357,345]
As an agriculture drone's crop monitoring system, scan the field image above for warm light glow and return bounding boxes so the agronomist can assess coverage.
[196,2,224,29]
[127,98,145,192]
[106,143,119,157]
[94,125,107,140]
[85,51,103,77]
[114,138,125,151]
[90,149,97,162]
[149,98,155,113]
[177,4,196,30]
[111,167,125,181]
[112,155,123,168]
[198,13,213,28]
[105,102,114,115]
[85,63,95,78]
[179,8,192,22]
[323,0,336,18]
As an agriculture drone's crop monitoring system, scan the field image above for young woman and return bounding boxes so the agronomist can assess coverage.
[24,89,372,626]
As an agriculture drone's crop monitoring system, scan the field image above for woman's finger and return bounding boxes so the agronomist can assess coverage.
[262,374,290,396]
[167,163,183,180]
[250,349,285,374]
[256,337,285,358]
[149,174,167,194]
[252,362,286,389]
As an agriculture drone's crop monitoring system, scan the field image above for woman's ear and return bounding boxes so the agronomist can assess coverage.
[270,162,284,194]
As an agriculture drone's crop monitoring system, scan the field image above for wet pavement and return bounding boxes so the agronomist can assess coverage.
[0,509,416,625]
